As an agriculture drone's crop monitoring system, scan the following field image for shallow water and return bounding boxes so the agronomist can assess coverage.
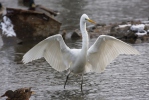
[0,39,149,100]
[0,0,149,100]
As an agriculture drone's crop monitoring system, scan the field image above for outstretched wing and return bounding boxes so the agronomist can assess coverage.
[22,34,72,72]
[87,35,140,73]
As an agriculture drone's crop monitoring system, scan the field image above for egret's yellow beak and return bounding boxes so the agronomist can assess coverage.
[87,19,96,24]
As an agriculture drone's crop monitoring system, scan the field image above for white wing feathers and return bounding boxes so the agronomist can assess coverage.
[22,34,72,71]
[23,34,139,73]
[87,35,140,73]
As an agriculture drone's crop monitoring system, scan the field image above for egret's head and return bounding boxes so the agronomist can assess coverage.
[81,14,96,24]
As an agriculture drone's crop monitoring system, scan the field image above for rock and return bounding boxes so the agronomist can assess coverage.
[88,24,112,38]
[135,38,142,44]
[144,24,149,30]
[0,7,61,44]
[0,2,61,44]
[110,24,130,38]
[63,19,149,44]
[71,29,81,39]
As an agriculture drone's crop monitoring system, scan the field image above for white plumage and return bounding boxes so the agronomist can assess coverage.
[22,14,140,92]
[87,35,139,73]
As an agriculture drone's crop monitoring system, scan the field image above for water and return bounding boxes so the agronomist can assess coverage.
[0,39,148,100]
[0,0,149,100]
[1,0,149,30]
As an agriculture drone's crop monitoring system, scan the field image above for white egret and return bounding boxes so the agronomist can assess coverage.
[22,14,140,92]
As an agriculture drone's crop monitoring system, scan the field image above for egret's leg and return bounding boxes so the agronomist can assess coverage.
[64,73,70,89]
[81,74,83,92]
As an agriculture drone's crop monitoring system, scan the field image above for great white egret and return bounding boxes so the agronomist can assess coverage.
[22,14,140,92]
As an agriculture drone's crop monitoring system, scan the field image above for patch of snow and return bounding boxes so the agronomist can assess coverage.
[135,30,147,37]
[118,24,131,28]
[130,24,145,31]
[1,16,16,37]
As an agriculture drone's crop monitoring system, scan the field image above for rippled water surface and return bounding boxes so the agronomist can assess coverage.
[0,0,149,100]
[0,39,149,100]
[1,0,149,30]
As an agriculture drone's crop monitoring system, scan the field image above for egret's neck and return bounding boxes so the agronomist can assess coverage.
[80,22,89,53]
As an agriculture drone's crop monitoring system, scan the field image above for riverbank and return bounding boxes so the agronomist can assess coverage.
[62,19,149,44]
